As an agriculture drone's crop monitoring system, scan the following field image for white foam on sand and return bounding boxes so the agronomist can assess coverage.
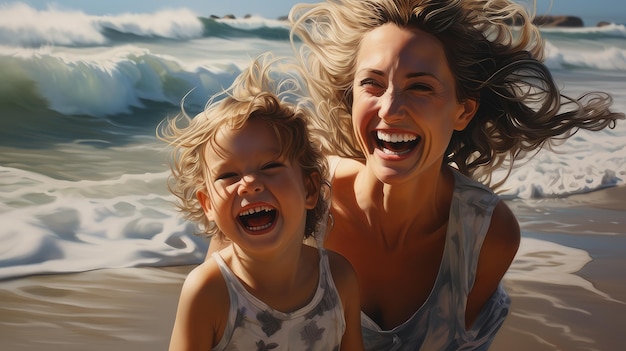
[506,237,624,306]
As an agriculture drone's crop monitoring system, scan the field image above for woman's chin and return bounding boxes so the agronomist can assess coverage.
[368,147,423,184]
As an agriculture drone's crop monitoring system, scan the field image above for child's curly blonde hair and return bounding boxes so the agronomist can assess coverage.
[158,54,329,240]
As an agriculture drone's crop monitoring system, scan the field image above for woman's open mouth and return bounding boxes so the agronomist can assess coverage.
[238,205,277,234]
[374,130,421,156]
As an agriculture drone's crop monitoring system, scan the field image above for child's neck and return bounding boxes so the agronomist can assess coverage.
[226,244,320,313]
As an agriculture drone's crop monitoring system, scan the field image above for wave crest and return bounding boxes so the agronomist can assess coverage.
[0,45,241,116]
[0,3,289,47]
[0,3,204,47]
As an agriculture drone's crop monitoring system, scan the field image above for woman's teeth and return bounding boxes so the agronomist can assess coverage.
[377,131,417,143]
[375,131,420,155]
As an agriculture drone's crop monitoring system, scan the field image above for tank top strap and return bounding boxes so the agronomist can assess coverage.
[317,247,330,274]
[327,155,342,182]
[211,252,240,288]
[308,156,342,248]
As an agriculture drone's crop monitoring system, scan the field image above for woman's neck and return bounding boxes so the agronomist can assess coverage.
[354,164,454,244]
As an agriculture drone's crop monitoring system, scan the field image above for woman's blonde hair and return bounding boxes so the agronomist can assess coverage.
[290,0,623,188]
[158,54,329,239]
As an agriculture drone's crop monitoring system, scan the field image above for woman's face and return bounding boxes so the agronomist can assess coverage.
[351,23,477,184]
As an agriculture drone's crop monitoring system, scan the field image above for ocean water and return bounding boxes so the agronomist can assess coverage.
[0,3,625,281]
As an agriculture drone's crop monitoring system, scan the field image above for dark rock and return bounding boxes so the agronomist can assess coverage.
[504,15,584,27]
[533,15,584,27]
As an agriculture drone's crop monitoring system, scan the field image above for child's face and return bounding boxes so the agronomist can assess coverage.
[198,118,319,256]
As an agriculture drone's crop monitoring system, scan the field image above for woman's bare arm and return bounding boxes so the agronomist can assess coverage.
[465,200,520,329]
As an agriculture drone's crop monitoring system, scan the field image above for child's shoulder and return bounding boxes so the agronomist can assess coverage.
[324,248,352,271]
[173,254,230,346]
[324,249,358,291]
[300,245,355,285]
[181,255,228,302]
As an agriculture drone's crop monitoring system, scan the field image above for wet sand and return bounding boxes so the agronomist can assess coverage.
[492,185,626,351]
[1,186,625,351]
[0,266,190,351]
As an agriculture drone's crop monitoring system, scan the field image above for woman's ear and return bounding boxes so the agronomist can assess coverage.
[454,98,479,131]
[196,190,215,221]
[304,172,322,210]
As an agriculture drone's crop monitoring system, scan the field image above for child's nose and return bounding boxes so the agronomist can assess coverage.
[238,174,263,194]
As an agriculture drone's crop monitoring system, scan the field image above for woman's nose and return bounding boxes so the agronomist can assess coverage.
[378,90,407,123]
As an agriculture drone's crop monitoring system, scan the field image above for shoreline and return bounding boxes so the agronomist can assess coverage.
[1,186,624,351]
[492,185,626,351]
[0,265,192,351]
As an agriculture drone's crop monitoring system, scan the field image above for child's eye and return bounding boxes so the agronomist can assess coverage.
[215,172,238,181]
[262,162,284,170]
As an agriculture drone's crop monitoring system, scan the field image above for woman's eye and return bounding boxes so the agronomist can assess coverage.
[359,78,386,96]
[359,78,382,88]
[408,83,432,91]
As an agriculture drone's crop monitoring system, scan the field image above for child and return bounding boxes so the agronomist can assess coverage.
[160,55,364,351]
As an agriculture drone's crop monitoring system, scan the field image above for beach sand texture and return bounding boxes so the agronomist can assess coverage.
[1,4,625,350]
[1,186,624,351]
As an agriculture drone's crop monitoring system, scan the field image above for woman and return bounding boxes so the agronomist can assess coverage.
[286,0,623,350]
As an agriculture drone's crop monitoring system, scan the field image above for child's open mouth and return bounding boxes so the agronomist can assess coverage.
[238,205,277,233]
[374,131,421,156]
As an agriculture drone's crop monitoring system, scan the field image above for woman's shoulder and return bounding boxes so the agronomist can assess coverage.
[464,200,519,326]
[327,155,363,180]
[326,156,362,215]
[486,201,520,254]
[450,167,494,195]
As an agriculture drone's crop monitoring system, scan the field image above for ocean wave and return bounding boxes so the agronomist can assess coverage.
[199,16,290,41]
[496,126,626,199]
[544,41,626,71]
[0,3,289,47]
[540,23,626,39]
[1,42,624,125]
[97,9,204,41]
[0,165,207,281]
[215,16,289,30]
[0,2,108,47]
[3,3,626,49]
[0,45,241,117]
[1,154,624,280]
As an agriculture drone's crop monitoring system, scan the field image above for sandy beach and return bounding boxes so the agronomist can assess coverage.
[491,186,626,351]
[1,186,625,351]
[1,3,625,350]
